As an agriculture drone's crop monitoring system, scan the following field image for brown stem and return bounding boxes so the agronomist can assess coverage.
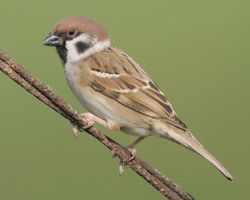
[0,50,195,200]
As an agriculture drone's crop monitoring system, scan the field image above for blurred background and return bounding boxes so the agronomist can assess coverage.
[0,0,249,199]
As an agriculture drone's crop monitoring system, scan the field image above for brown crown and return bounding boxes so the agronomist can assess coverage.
[51,16,108,41]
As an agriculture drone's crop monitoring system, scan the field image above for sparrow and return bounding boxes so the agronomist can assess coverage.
[43,16,233,180]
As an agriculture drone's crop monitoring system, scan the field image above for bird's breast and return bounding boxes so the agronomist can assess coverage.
[64,62,90,103]
[63,62,112,120]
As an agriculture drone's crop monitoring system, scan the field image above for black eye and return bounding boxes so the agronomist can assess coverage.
[67,28,76,37]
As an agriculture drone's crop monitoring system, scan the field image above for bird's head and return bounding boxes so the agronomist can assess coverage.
[43,16,111,65]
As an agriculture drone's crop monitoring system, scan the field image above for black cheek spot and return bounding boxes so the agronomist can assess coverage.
[76,41,91,53]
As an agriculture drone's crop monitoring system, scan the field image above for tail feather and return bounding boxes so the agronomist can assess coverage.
[163,128,233,181]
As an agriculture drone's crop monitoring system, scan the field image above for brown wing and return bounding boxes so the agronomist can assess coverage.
[86,47,187,130]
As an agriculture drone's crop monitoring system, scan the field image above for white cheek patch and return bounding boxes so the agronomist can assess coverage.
[66,33,94,62]
[65,33,111,64]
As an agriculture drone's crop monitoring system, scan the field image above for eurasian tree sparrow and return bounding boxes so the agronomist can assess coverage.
[43,16,233,180]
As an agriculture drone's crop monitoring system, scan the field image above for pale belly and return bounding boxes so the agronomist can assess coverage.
[72,85,151,137]
[64,65,152,137]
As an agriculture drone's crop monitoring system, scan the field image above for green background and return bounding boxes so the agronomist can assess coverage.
[0,0,249,199]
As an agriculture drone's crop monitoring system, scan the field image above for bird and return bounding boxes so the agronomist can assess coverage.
[43,16,233,180]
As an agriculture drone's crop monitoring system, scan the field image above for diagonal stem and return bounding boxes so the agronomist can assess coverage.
[0,50,195,200]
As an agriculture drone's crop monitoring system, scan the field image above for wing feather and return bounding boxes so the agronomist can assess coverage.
[87,47,187,130]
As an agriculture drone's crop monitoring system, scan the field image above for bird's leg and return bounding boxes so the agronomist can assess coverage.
[72,112,120,137]
[118,136,146,176]
[126,136,146,157]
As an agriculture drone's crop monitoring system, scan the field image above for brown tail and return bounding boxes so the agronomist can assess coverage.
[163,128,233,181]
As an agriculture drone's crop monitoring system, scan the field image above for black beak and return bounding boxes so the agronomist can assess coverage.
[42,33,63,46]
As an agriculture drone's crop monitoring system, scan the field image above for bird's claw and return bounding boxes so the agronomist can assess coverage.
[118,162,125,176]
[112,147,137,176]
[126,147,137,162]
[72,125,80,138]
[71,120,94,138]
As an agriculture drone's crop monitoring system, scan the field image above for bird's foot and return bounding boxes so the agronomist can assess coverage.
[71,113,94,138]
[126,147,137,161]
[112,147,137,176]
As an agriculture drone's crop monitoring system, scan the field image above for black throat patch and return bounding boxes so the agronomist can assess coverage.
[75,41,91,54]
[56,46,67,66]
